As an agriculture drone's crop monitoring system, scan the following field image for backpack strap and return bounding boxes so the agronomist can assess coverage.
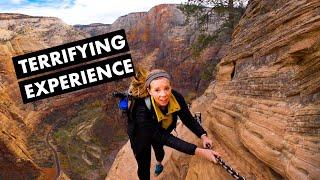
[144,96,152,111]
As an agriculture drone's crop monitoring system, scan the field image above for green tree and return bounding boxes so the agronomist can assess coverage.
[179,0,248,56]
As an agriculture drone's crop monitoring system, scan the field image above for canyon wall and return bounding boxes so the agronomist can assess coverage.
[108,0,320,179]
[0,14,89,179]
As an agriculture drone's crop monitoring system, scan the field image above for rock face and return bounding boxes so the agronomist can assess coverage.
[111,12,148,32]
[108,0,320,179]
[74,23,111,37]
[211,0,320,179]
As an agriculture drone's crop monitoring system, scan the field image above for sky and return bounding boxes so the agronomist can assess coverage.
[0,0,187,25]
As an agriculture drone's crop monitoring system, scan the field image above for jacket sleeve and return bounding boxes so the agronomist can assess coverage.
[173,90,207,138]
[134,100,197,155]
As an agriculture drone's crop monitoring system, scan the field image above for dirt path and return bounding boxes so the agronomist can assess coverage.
[46,125,61,180]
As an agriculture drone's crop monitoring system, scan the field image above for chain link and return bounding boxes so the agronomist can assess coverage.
[214,155,246,180]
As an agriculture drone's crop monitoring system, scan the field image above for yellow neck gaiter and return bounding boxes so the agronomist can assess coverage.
[151,93,181,129]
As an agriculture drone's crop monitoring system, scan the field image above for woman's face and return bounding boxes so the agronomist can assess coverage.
[148,77,172,107]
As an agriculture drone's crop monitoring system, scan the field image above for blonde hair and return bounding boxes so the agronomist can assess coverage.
[129,68,149,98]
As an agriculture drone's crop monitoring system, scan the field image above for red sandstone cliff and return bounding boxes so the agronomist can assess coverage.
[107,0,320,179]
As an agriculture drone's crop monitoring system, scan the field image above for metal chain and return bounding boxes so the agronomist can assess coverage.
[214,155,246,180]
[194,112,246,180]
[194,112,202,125]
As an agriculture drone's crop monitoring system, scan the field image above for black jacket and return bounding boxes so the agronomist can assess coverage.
[129,90,207,156]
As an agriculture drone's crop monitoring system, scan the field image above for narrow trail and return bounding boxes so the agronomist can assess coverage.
[46,125,61,180]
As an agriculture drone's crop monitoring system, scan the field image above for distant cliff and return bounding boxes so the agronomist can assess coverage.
[75,4,226,97]
[107,0,320,179]
[74,12,147,37]
[74,23,111,37]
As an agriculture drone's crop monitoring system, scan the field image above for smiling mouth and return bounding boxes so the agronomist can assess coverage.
[159,99,168,103]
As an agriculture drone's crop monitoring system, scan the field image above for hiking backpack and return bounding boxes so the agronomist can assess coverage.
[113,91,151,138]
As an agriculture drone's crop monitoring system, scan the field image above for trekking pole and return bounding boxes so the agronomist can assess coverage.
[112,91,131,98]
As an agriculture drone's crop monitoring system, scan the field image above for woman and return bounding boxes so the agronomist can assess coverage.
[128,69,220,180]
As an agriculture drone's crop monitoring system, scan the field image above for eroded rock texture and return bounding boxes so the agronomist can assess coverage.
[108,0,320,179]
[190,0,320,179]
[211,0,320,179]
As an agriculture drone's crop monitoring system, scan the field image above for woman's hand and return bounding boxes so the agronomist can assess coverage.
[195,148,220,163]
[201,134,213,149]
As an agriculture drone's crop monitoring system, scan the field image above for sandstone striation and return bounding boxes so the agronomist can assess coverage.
[108,0,320,179]
[176,0,320,179]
